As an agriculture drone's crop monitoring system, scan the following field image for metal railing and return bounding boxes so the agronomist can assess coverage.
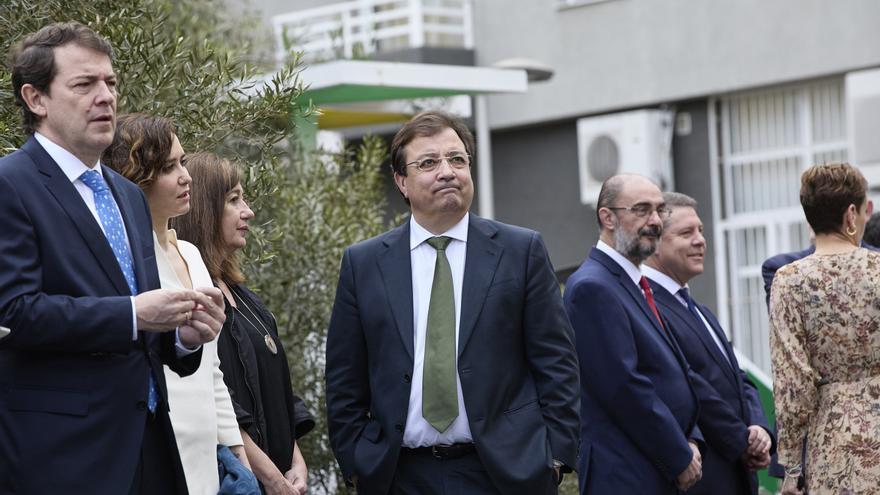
[272,0,474,63]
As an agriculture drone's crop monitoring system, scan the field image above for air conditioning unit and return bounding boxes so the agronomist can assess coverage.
[846,68,880,186]
[576,109,675,206]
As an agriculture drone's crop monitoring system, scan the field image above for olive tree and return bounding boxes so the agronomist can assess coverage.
[1,0,393,491]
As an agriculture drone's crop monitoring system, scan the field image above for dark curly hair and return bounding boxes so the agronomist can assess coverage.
[102,114,177,188]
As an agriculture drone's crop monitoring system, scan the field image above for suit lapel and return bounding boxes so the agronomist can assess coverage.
[651,281,735,381]
[458,215,502,356]
[377,223,416,361]
[24,138,131,296]
[591,250,676,349]
[698,303,744,388]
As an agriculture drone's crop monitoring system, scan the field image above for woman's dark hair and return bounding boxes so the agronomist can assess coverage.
[172,152,245,285]
[103,114,177,188]
[800,162,867,235]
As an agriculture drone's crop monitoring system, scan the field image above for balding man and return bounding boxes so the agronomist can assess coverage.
[563,174,703,494]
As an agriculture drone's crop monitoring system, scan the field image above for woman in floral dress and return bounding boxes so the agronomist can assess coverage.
[770,162,880,495]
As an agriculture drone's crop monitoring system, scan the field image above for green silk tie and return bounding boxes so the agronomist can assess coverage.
[422,236,459,432]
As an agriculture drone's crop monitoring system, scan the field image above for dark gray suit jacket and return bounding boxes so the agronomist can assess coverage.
[326,214,580,495]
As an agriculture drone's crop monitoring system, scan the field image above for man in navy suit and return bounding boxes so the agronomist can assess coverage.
[563,174,703,494]
[643,192,774,494]
[0,23,224,494]
[326,111,580,495]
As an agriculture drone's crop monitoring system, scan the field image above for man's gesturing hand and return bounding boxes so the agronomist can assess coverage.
[178,287,225,348]
[135,288,226,348]
[135,289,201,331]
[676,441,703,491]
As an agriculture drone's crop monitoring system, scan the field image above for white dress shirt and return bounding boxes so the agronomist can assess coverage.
[402,213,473,447]
[156,231,243,495]
[641,265,731,363]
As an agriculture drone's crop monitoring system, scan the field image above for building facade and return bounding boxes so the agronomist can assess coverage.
[248,0,880,375]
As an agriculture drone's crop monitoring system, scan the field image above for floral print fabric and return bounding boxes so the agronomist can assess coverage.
[770,248,880,494]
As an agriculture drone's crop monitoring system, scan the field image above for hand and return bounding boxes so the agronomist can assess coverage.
[285,443,308,495]
[746,425,771,457]
[781,474,804,495]
[263,475,298,495]
[135,289,200,331]
[676,441,702,491]
[284,463,307,495]
[743,450,771,470]
[178,287,225,348]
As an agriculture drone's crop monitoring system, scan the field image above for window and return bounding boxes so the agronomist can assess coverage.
[712,78,847,374]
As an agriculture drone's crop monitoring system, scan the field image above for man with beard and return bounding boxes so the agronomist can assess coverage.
[644,192,774,494]
[563,174,704,494]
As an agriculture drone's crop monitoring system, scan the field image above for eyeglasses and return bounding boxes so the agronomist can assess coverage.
[607,203,671,219]
[405,153,471,173]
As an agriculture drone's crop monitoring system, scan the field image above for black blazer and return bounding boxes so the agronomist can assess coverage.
[326,214,580,495]
[0,137,200,493]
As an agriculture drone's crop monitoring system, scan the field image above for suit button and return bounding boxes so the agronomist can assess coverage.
[395,424,404,432]
[136,401,147,411]
[403,373,411,383]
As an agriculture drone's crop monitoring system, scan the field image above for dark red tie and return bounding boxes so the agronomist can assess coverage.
[639,276,665,330]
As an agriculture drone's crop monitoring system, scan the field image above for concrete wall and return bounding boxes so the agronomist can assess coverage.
[491,120,596,273]
[473,0,880,129]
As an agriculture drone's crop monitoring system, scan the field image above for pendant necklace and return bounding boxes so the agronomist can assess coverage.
[232,290,278,355]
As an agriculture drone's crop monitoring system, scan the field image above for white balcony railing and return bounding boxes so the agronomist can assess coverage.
[272,0,474,63]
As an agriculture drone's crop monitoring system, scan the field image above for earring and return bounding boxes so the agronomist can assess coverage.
[846,225,857,237]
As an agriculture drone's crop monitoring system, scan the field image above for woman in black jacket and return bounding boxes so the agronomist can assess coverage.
[174,152,314,495]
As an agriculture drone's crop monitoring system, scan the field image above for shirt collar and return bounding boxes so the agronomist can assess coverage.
[596,239,642,286]
[410,213,469,250]
[34,132,103,184]
[641,264,687,297]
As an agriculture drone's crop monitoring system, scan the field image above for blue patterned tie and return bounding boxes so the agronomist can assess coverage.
[80,170,157,412]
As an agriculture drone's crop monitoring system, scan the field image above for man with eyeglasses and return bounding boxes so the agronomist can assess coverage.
[326,110,580,495]
[563,174,705,494]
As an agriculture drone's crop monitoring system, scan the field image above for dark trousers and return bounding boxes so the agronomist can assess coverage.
[129,410,187,495]
[391,448,503,495]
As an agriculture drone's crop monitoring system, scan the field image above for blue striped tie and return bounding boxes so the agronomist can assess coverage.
[80,170,158,412]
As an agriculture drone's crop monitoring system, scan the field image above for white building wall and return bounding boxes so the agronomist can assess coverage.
[472,0,880,129]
